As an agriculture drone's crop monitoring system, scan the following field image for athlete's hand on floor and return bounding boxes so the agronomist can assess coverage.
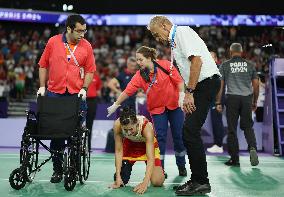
[133,181,148,194]
[109,177,124,189]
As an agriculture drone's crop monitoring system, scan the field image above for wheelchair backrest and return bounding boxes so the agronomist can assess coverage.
[36,96,81,138]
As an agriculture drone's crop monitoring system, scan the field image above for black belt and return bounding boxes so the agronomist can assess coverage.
[200,74,219,83]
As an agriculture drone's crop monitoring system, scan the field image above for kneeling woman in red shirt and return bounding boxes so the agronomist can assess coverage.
[107,46,187,176]
[110,107,165,194]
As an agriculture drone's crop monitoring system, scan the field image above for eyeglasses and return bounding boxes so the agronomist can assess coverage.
[73,29,87,34]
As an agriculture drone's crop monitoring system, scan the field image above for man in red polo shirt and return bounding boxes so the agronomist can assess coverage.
[37,14,96,183]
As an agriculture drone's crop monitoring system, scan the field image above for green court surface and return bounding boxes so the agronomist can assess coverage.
[1,151,284,197]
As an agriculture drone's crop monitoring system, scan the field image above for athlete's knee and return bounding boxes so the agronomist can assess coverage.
[151,177,164,187]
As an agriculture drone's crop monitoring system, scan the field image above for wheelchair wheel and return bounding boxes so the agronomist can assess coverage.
[9,168,27,190]
[20,138,38,182]
[79,129,90,184]
[64,171,76,191]
[63,145,77,191]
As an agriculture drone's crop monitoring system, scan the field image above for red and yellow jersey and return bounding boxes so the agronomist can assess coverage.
[122,116,161,166]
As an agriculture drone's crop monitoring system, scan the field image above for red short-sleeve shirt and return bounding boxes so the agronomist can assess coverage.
[124,59,183,115]
[38,33,96,94]
[87,73,102,98]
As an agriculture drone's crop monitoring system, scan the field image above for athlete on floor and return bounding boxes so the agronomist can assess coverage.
[110,107,165,194]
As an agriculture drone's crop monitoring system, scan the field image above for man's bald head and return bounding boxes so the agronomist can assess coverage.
[230,43,243,53]
[230,43,243,57]
[147,15,172,31]
[147,15,173,45]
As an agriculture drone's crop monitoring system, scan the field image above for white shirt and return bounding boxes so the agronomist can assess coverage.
[169,25,220,84]
[257,82,265,107]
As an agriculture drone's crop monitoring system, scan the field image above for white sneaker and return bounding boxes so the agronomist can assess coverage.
[207,145,224,153]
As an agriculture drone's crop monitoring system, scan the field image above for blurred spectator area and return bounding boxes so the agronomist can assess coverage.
[0,21,284,116]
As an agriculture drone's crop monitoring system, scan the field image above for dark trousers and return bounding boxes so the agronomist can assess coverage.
[47,90,87,173]
[86,97,98,148]
[152,107,186,169]
[210,106,225,147]
[255,107,264,122]
[183,75,220,184]
[226,94,257,161]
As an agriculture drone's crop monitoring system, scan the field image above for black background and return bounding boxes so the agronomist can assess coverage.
[0,0,284,14]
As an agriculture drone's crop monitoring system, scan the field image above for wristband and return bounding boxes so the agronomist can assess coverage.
[185,87,195,94]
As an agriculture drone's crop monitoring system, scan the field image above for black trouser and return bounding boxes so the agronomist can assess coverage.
[86,97,98,131]
[210,106,225,147]
[255,107,264,122]
[113,160,133,185]
[50,139,65,173]
[86,97,98,146]
[183,75,220,184]
[226,94,257,161]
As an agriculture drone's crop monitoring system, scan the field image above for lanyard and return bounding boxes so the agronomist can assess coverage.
[145,65,157,96]
[170,25,177,76]
[65,43,79,66]
[65,42,84,79]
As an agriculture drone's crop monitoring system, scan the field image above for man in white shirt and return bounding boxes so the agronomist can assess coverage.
[148,16,221,196]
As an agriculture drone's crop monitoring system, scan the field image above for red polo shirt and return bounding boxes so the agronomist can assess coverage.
[87,73,102,98]
[38,34,96,94]
[124,59,183,115]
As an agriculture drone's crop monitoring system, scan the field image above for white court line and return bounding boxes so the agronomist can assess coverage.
[1,157,284,164]
[1,154,284,164]
[0,153,280,159]
[0,178,181,185]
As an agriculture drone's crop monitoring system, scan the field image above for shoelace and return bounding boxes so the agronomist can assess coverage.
[177,180,192,190]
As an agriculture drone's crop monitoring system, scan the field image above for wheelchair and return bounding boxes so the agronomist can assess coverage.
[9,96,91,191]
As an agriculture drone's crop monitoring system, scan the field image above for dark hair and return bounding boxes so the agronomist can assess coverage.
[136,46,157,61]
[137,46,157,83]
[65,14,86,30]
[119,107,137,125]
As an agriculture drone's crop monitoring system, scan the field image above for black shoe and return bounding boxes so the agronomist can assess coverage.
[50,172,63,183]
[175,181,211,196]
[249,148,259,166]
[173,180,192,190]
[178,166,187,177]
[224,159,240,167]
